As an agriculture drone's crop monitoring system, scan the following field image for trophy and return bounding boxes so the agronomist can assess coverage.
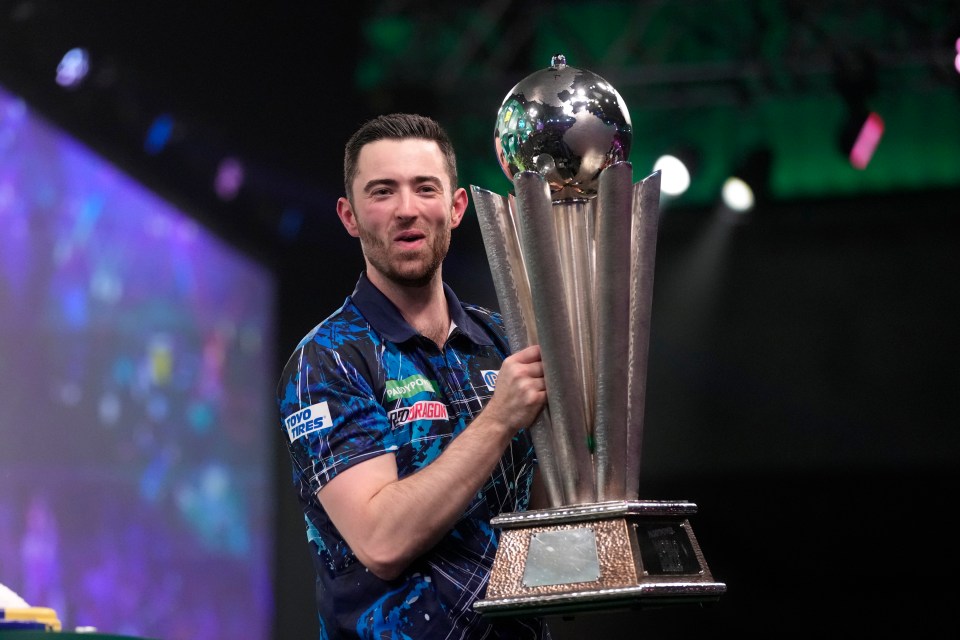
[471,55,726,616]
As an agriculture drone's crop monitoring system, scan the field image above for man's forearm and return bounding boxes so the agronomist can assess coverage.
[322,411,515,580]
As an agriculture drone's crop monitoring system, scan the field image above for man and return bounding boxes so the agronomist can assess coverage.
[277,113,551,639]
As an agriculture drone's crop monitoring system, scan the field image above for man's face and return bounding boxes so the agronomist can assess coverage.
[337,138,466,289]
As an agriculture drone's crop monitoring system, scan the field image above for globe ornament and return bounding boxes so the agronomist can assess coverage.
[494,54,633,201]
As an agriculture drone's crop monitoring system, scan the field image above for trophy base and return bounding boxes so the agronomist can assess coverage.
[474,500,726,618]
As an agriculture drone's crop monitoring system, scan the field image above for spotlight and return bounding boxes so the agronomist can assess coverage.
[721,177,754,212]
[653,146,698,197]
[654,154,691,197]
[721,148,772,213]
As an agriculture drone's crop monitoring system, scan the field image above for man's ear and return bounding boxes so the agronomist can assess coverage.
[336,197,361,238]
[449,187,468,229]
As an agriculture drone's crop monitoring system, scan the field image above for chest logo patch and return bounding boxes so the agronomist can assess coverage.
[285,401,333,442]
[385,374,436,400]
[481,369,499,391]
[388,401,449,429]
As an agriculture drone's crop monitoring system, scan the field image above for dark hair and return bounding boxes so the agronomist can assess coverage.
[343,113,458,200]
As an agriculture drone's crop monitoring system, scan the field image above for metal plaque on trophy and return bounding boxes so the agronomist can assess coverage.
[471,55,726,617]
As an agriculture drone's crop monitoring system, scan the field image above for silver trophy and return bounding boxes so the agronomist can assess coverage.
[471,55,725,616]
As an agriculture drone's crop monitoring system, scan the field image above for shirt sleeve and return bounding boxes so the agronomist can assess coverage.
[277,337,393,496]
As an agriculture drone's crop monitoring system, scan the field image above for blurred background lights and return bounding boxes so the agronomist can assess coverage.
[849,111,884,169]
[144,113,174,155]
[214,157,245,201]
[955,37,960,74]
[278,207,304,241]
[654,154,691,197]
[56,47,90,88]
[721,176,755,212]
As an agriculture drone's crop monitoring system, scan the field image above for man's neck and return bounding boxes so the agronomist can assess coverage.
[369,270,450,347]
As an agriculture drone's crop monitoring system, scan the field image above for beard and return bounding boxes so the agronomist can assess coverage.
[357,222,451,288]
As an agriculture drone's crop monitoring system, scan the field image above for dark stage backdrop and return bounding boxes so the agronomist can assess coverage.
[0,84,276,639]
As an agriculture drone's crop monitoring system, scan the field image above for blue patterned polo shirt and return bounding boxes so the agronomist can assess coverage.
[277,272,549,639]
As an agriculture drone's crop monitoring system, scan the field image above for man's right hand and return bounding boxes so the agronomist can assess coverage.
[481,344,547,437]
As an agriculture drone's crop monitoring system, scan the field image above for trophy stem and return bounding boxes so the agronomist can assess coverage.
[625,171,662,498]
[514,171,596,505]
[471,185,566,508]
[553,200,597,440]
[593,162,636,501]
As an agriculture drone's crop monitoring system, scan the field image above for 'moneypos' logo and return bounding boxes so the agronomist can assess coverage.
[388,401,448,429]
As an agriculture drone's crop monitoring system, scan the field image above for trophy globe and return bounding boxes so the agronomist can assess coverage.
[494,54,633,201]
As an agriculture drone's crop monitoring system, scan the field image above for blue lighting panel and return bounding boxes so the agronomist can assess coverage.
[0,85,275,639]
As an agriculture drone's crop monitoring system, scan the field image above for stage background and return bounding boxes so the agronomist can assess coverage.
[1,3,959,638]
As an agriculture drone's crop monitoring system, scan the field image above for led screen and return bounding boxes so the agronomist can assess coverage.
[0,84,275,639]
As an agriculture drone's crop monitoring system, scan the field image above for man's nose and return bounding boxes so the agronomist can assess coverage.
[395,189,418,217]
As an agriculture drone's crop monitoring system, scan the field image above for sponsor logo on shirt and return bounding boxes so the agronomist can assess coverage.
[388,400,449,429]
[385,374,436,400]
[284,401,333,442]
[481,369,499,391]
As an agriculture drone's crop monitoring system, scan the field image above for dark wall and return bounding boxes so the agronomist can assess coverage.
[272,186,960,638]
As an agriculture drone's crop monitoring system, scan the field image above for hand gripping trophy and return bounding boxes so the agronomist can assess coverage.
[471,55,726,616]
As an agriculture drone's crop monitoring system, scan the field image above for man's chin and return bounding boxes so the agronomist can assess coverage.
[390,271,436,288]
[376,258,438,288]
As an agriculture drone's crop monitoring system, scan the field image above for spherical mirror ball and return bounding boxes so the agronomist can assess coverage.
[494,58,632,200]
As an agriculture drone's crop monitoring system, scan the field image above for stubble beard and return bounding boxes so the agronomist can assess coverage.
[358,223,451,289]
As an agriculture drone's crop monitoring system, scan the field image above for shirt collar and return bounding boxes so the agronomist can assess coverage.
[350,272,494,346]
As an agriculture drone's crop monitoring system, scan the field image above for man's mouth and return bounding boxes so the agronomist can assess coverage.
[394,230,426,246]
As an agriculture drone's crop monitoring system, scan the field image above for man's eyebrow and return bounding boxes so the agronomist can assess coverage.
[361,178,398,193]
[361,176,443,193]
